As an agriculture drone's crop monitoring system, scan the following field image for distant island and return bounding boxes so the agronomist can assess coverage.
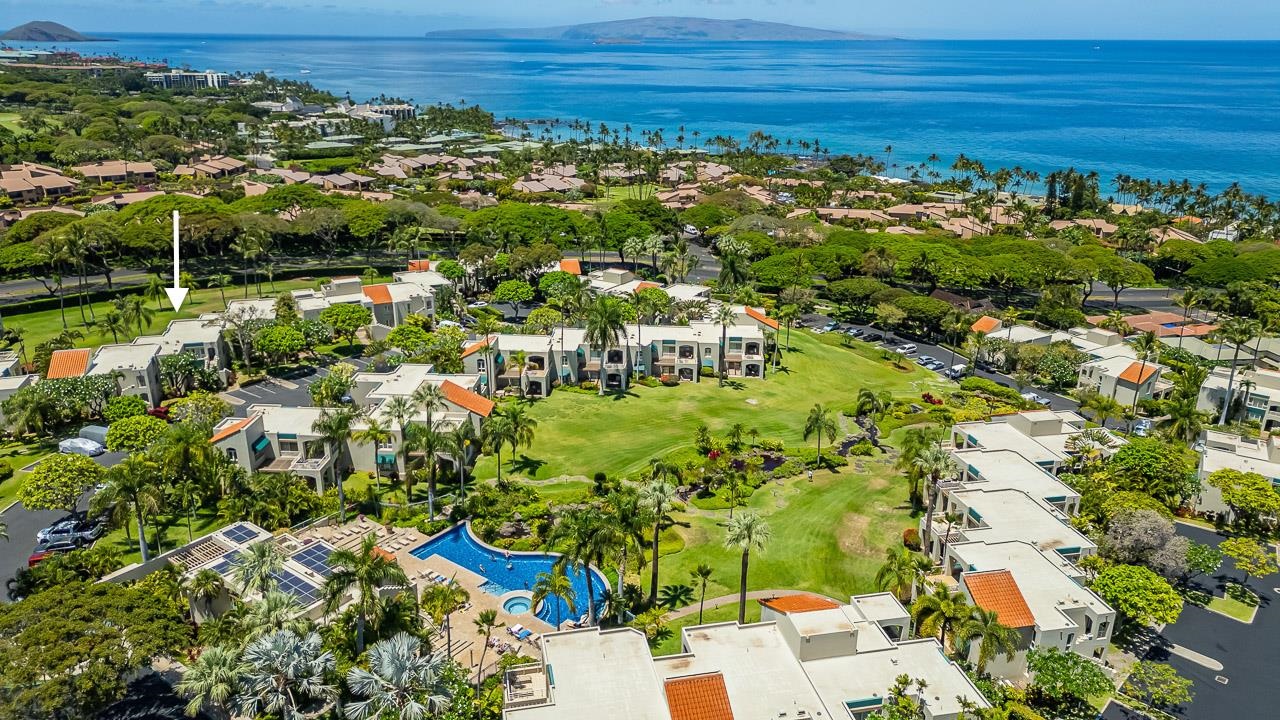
[1,21,113,42]
[426,16,890,42]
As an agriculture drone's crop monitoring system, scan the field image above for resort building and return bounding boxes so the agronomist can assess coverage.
[46,344,163,406]
[949,448,1082,514]
[173,155,248,178]
[211,406,347,490]
[0,162,78,203]
[144,69,231,89]
[0,374,38,428]
[133,318,231,373]
[1197,366,1280,430]
[71,160,158,184]
[949,541,1115,678]
[951,410,1119,474]
[922,486,1096,567]
[1077,355,1167,406]
[0,350,19,378]
[222,275,443,339]
[503,593,988,720]
[1192,429,1280,519]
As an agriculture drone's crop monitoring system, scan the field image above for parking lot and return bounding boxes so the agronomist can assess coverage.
[799,313,1079,412]
[221,357,370,417]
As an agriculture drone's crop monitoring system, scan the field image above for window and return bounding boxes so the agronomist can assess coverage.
[477,359,487,372]
[279,439,299,454]
[226,448,238,461]
[1098,620,1109,638]
[1066,633,1075,645]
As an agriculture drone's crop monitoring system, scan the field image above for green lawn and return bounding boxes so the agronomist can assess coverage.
[473,331,948,482]
[0,439,54,507]
[98,508,231,565]
[652,601,763,656]
[1208,584,1259,622]
[7,278,322,354]
[0,112,23,134]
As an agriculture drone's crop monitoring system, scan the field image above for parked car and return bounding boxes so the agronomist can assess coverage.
[58,437,104,457]
[28,540,79,567]
[927,361,947,371]
[1021,391,1052,407]
[467,301,488,309]
[945,364,968,379]
[916,355,936,366]
[898,344,918,355]
[36,517,105,546]
[864,333,883,343]
[1133,419,1153,437]
[822,322,838,332]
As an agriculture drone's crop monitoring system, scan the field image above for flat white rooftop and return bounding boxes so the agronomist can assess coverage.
[951,540,1111,632]
[88,343,160,373]
[952,448,1080,507]
[951,488,1094,557]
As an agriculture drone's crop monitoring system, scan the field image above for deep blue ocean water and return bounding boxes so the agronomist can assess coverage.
[10,34,1280,194]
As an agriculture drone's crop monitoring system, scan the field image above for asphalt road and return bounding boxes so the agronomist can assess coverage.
[1143,523,1279,720]
[0,450,126,598]
[798,312,1080,413]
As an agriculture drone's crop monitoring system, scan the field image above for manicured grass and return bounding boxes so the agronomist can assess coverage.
[652,601,763,656]
[473,331,948,482]
[1207,584,1259,622]
[602,184,662,202]
[0,439,54,507]
[98,508,231,565]
[0,112,23,134]
[7,278,322,354]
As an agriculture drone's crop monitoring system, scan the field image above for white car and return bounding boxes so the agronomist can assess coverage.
[467,301,489,309]
[58,437,104,457]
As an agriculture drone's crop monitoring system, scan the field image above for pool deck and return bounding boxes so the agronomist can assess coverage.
[305,517,553,676]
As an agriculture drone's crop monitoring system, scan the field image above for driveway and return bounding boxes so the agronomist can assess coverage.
[1141,523,1278,720]
[221,357,369,418]
[0,450,126,598]
[798,313,1079,412]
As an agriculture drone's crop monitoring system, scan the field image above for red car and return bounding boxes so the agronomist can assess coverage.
[28,540,77,567]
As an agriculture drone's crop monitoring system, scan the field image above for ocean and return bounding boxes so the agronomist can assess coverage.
[11,34,1280,195]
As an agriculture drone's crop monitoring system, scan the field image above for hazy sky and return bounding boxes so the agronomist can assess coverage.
[4,0,1278,39]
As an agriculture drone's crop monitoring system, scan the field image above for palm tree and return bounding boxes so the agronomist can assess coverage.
[551,507,614,626]
[240,590,312,641]
[854,388,892,425]
[405,421,445,519]
[1,384,57,437]
[803,403,838,471]
[1160,393,1208,444]
[956,607,1019,674]
[584,295,626,395]
[496,402,538,469]
[532,566,577,629]
[638,478,676,606]
[185,568,226,619]
[482,414,513,482]
[911,585,971,650]
[420,581,469,656]
[1173,289,1202,350]
[472,609,502,690]
[448,422,476,501]
[323,533,410,654]
[91,455,163,562]
[775,304,799,351]
[690,564,714,624]
[913,444,957,552]
[1216,317,1263,424]
[237,630,337,720]
[1129,330,1162,412]
[411,382,446,427]
[346,632,453,720]
[715,304,736,387]
[383,395,416,499]
[311,406,358,523]
[96,309,128,344]
[177,645,245,720]
[875,546,931,602]
[232,541,285,596]
[353,416,393,495]
[717,249,749,293]
[606,488,648,623]
[725,512,771,624]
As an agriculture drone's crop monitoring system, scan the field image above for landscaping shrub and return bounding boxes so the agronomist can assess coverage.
[634,375,661,388]
[772,458,807,479]
[903,527,922,550]
[103,395,147,423]
[958,376,1026,404]
[660,376,681,387]
[0,463,13,482]
[578,381,599,391]
[757,438,785,452]
[793,448,850,470]
[699,366,716,377]
[847,440,875,456]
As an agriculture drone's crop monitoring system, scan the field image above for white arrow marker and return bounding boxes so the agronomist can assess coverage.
[164,209,190,312]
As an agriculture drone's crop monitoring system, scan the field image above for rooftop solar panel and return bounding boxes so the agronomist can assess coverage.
[222,523,260,544]
[291,543,334,578]
[211,549,244,577]
[271,569,319,606]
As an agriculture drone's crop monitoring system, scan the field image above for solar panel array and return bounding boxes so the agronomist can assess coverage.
[291,543,335,578]
[271,569,320,606]
[211,550,244,577]
[222,523,260,544]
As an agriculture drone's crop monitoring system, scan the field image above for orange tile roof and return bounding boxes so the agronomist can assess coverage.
[440,380,494,417]
[460,336,493,359]
[407,260,431,272]
[1118,361,1158,385]
[636,281,661,292]
[362,283,393,305]
[45,348,91,379]
[209,415,255,444]
[971,315,1001,333]
[559,258,582,275]
[963,570,1035,628]
[664,673,735,720]
[757,594,839,614]
[744,306,780,330]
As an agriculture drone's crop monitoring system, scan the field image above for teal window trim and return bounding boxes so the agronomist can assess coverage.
[252,436,270,452]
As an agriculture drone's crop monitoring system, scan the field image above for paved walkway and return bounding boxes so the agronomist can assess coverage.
[665,589,842,621]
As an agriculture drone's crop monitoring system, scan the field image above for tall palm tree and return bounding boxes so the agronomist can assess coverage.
[472,609,502,690]
[411,382,446,427]
[92,455,163,562]
[405,421,445,519]
[725,512,771,624]
[471,318,501,397]
[606,488,648,623]
[1173,289,1202,351]
[715,304,737,387]
[854,388,892,425]
[1129,331,1162,412]
[383,395,417,499]
[803,403,838,471]
[1216,317,1263,424]
[237,630,337,720]
[691,564,714,624]
[584,295,626,395]
[638,478,676,607]
[913,444,957,552]
[323,533,410,653]
[155,422,220,540]
[232,541,285,596]
[482,414,513,482]
[177,645,245,720]
[911,585,971,650]
[551,507,614,626]
[420,581,469,656]
[532,566,576,629]
[775,304,799,351]
[96,309,128,344]
[956,607,1019,674]
[448,422,476,501]
[346,632,453,720]
[240,590,311,641]
[312,406,358,522]
[185,568,226,619]
[352,415,393,495]
[875,546,931,602]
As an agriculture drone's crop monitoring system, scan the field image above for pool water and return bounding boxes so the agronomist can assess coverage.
[503,596,532,614]
[410,524,607,626]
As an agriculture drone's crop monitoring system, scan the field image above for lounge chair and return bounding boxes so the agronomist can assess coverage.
[517,628,534,640]
[509,624,526,638]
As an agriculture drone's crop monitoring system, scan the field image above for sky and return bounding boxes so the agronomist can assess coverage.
[3,0,1279,39]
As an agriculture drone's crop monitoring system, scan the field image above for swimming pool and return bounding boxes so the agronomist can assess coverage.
[410,524,607,626]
